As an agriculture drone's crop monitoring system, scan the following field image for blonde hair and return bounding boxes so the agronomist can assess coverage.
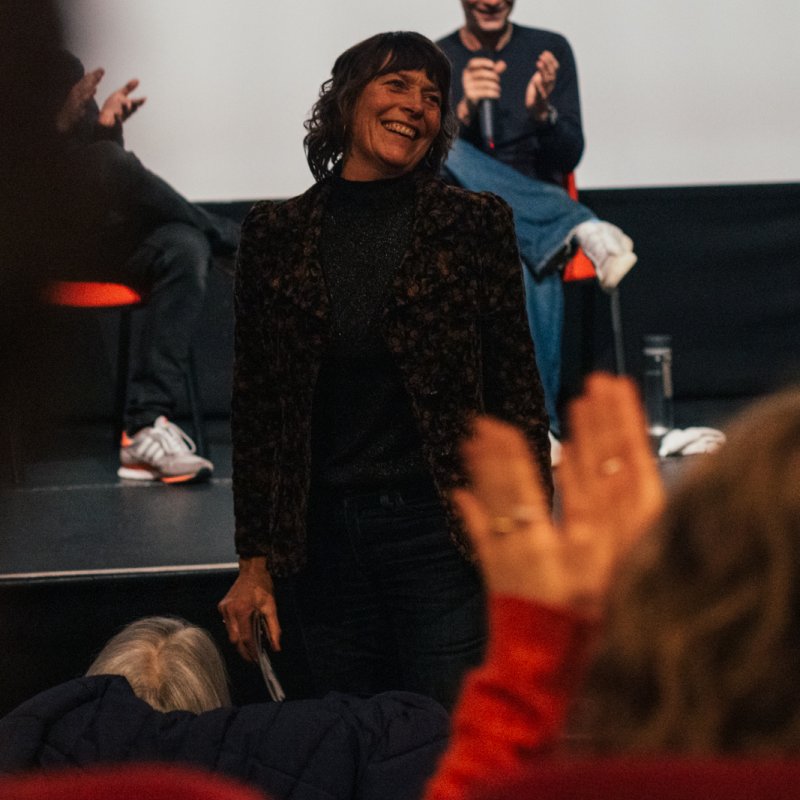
[87,616,231,713]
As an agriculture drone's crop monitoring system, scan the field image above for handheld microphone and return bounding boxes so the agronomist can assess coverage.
[479,98,495,151]
[476,50,496,152]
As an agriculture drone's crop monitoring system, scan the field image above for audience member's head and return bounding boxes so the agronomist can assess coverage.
[87,616,231,713]
[457,375,800,757]
[582,386,800,753]
[303,30,456,181]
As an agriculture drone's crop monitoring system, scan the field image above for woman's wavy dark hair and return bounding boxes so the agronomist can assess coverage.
[304,31,456,182]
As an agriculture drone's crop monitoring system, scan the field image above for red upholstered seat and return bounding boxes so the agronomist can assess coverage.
[9,279,206,476]
[43,280,143,308]
[0,764,268,800]
[479,758,800,800]
[561,173,596,283]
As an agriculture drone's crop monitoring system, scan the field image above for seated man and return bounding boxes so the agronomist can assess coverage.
[50,51,240,483]
[437,0,636,445]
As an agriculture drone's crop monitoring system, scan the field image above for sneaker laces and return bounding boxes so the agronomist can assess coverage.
[144,418,198,457]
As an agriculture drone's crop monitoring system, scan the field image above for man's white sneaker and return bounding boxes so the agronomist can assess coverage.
[572,220,638,292]
[118,416,213,484]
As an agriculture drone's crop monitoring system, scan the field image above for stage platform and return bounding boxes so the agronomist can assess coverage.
[0,407,736,718]
[1,422,236,578]
[0,419,317,716]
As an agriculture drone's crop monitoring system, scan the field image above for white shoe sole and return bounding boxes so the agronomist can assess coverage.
[117,465,213,484]
[117,465,159,481]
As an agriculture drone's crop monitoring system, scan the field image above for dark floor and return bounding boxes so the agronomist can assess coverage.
[0,418,236,577]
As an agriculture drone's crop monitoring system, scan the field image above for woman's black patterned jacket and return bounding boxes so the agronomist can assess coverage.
[232,171,552,575]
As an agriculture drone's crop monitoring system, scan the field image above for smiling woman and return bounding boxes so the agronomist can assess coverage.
[343,70,443,181]
[219,31,551,710]
[303,31,457,181]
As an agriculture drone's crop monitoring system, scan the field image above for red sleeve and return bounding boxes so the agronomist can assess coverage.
[424,596,595,800]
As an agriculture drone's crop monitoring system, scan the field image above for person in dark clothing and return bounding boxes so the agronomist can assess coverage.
[439,16,584,184]
[0,615,448,800]
[50,51,240,483]
[218,31,551,711]
[437,0,637,447]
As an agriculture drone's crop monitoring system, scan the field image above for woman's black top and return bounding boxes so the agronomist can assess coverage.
[311,171,430,493]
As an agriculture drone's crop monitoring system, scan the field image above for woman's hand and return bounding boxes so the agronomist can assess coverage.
[453,373,665,615]
[560,373,666,568]
[218,556,282,661]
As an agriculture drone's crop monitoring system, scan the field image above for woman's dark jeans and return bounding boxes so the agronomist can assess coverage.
[286,481,486,711]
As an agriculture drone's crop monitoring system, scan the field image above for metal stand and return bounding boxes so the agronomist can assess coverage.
[609,287,627,375]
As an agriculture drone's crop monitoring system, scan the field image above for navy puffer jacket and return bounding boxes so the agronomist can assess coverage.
[0,675,448,800]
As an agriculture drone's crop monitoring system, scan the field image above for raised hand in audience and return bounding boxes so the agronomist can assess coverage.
[453,373,665,615]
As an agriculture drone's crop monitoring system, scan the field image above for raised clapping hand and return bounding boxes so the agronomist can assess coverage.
[453,373,666,616]
[525,50,559,121]
[98,77,146,128]
[55,67,105,134]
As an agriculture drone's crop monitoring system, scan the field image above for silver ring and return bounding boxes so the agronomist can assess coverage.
[599,457,624,476]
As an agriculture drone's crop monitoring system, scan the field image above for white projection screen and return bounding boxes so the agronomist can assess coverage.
[63,0,800,201]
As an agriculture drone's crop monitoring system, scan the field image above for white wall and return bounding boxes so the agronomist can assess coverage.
[63,0,800,200]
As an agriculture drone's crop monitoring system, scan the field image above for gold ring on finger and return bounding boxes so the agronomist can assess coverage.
[491,504,541,534]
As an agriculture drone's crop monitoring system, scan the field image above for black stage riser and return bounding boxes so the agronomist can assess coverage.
[8,186,800,428]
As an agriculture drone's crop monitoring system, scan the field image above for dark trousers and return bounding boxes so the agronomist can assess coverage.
[61,141,238,433]
[118,223,209,433]
[286,481,487,711]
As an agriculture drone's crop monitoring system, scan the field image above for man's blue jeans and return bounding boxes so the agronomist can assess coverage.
[443,138,595,434]
[285,481,486,711]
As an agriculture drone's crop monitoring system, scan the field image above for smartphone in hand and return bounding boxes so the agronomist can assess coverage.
[252,612,286,701]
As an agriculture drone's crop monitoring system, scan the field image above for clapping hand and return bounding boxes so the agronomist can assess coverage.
[98,77,146,128]
[56,67,105,134]
[453,374,666,616]
[525,50,559,121]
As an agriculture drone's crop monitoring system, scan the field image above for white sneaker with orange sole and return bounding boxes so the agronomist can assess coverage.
[118,416,213,484]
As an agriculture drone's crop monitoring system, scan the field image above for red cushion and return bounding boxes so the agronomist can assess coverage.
[479,758,800,800]
[0,764,268,800]
[43,281,142,308]
[561,173,596,282]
